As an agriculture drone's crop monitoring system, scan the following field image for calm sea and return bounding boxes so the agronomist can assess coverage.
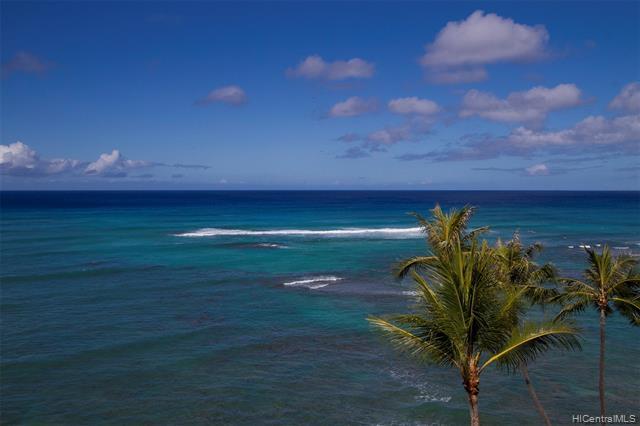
[1,191,639,425]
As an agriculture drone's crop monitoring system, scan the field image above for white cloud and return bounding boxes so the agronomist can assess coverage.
[198,85,247,106]
[84,150,150,176]
[609,82,640,113]
[366,126,411,147]
[328,97,377,117]
[0,141,79,176]
[460,84,582,124]
[419,113,640,162]
[507,114,640,150]
[420,11,549,83]
[388,97,440,116]
[287,55,374,80]
[525,163,549,175]
[1,142,211,179]
[0,141,38,169]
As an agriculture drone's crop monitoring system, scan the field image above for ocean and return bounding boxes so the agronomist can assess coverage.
[1,191,639,425]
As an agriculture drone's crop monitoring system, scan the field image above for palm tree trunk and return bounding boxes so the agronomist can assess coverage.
[464,364,481,426]
[599,308,606,426]
[521,364,551,426]
[467,391,480,426]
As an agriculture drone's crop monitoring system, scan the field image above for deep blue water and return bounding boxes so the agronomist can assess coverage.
[1,191,639,425]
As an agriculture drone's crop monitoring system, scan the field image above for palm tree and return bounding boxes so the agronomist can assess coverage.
[399,206,564,424]
[370,237,580,426]
[555,246,639,425]
[395,204,487,279]
[494,233,560,426]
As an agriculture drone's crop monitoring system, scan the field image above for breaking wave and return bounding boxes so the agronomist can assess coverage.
[175,227,422,238]
[282,276,343,289]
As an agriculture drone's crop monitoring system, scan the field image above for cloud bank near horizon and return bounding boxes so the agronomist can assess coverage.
[0,142,210,179]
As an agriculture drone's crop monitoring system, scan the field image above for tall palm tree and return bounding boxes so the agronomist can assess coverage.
[371,238,580,426]
[400,206,564,424]
[494,233,559,426]
[555,246,639,425]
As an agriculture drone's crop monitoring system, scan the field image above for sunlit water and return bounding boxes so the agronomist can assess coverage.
[1,191,639,425]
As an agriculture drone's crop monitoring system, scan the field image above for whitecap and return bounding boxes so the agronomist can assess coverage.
[282,276,343,289]
[175,227,422,238]
[613,246,630,250]
[402,290,420,297]
[568,245,574,249]
[255,243,288,249]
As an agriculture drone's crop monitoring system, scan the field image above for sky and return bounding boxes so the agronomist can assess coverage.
[1,1,639,190]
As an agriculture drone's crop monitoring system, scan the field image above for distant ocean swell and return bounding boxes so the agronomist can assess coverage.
[175,227,423,238]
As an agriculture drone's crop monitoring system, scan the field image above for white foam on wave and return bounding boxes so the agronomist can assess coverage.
[256,243,288,249]
[283,275,343,289]
[175,227,423,238]
[387,368,452,404]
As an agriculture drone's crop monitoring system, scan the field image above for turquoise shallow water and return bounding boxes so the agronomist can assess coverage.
[1,191,639,425]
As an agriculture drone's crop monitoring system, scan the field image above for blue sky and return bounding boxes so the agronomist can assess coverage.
[1,1,638,190]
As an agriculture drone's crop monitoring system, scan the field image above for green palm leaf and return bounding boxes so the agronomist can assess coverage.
[480,322,581,373]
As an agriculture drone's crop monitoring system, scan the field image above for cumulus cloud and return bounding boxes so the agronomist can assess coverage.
[196,85,247,106]
[287,55,374,80]
[84,150,150,177]
[328,97,378,117]
[0,141,38,169]
[365,125,412,148]
[0,142,208,179]
[2,51,54,78]
[609,82,640,113]
[420,11,549,83]
[505,114,639,151]
[398,113,640,162]
[0,141,79,176]
[460,84,582,124]
[388,97,441,116]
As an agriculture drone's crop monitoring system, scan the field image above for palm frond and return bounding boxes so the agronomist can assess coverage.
[479,321,581,373]
[521,284,559,306]
[553,298,591,322]
[394,255,437,279]
[610,296,640,326]
[367,316,457,367]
